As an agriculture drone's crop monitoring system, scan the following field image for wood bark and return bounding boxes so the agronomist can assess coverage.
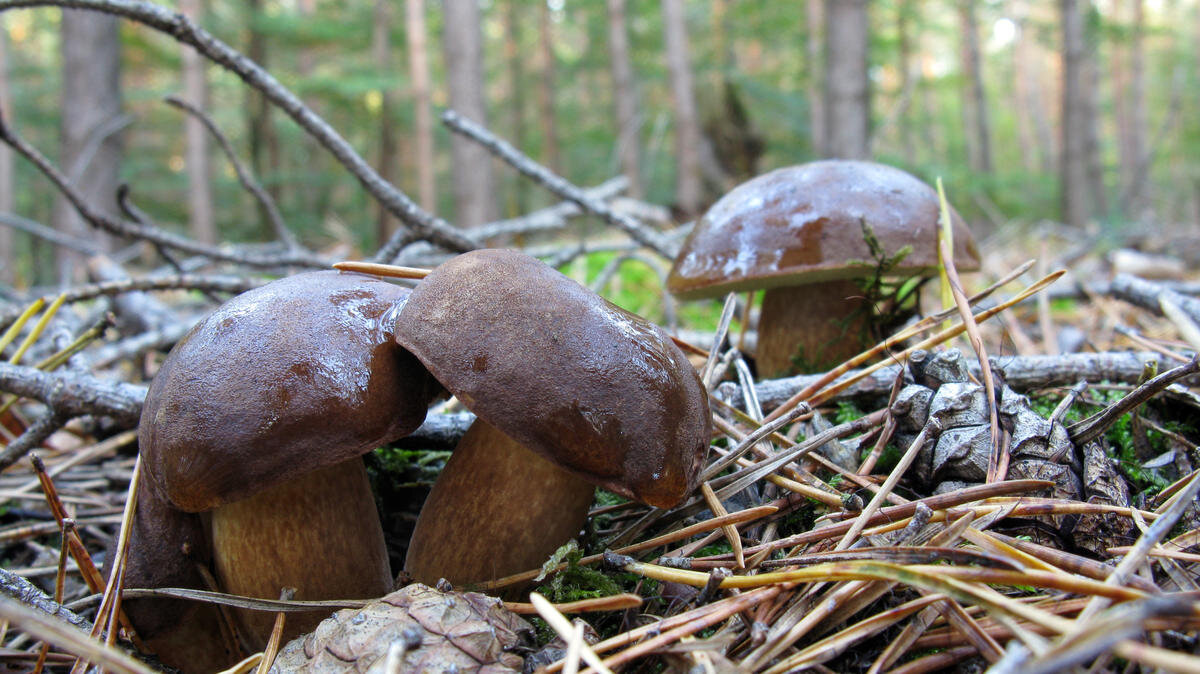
[0,18,13,286]
[405,0,436,212]
[806,0,825,156]
[661,0,704,216]
[246,0,281,233]
[179,0,215,245]
[606,0,643,199]
[503,0,527,217]
[1060,0,1091,228]
[823,0,870,159]
[537,1,561,175]
[54,9,122,283]
[958,0,993,173]
[373,0,399,244]
[443,0,497,228]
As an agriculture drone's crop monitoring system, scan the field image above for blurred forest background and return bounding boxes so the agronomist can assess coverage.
[0,0,1197,289]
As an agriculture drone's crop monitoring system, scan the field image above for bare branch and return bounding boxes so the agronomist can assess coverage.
[0,567,92,631]
[164,94,300,251]
[0,361,146,426]
[0,212,101,256]
[441,109,678,258]
[0,274,263,330]
[0,412,66,471]
[0,0,476,254]
[719,351,1196,412]
[0,111,328,268]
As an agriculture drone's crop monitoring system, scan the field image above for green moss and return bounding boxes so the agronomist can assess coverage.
[1029,387,1192,494]
[536,541,622,604]
[835,401,866,426]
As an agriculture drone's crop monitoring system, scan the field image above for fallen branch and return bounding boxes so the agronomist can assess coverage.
[719,351,1197,412]
[441,109,678,258]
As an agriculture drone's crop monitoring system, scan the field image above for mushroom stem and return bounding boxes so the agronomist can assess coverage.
[210,457,392,649]
[118,475,240,673]
[405,419,595,590]
[755,280,870,377]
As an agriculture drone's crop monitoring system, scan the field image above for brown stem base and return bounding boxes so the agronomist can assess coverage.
[404,419,594,592]
[210,457,392,649]
[755,280,870,377]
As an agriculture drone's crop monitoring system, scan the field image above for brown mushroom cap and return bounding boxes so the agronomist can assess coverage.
[140,270,440,512]
[394,249,710,509]
[667,160,981,300]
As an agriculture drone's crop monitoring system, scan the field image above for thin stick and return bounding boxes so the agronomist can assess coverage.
[476,505,778,591]
[504,593,642,615]
[835,424,932,552]
[164,95,300,251]
[332,260,431,280]
[935,181,1001,482]
[0,596,156,674]
[700,482,744,568]
[441,110,676,257]
[255,588,296,674]
[530,593,613,674]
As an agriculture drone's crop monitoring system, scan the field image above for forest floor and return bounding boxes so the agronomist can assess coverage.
[2,221,1200,673]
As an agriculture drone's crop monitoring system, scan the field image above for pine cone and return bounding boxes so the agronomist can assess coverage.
[269,583,533,672]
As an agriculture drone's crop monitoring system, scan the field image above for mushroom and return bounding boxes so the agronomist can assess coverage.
[116,477,237,672]
[667,160,980,376]
[397,249,711,587]
[133,270,441,654]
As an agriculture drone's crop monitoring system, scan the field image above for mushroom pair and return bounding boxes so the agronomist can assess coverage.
[668,160,980,376]
[126,250,710,671]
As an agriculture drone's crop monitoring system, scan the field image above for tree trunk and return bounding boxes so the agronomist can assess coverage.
[246,0,281,236]
[54,9,122,283]
[606,0,643,199]
[1081,3,1107,219]
[1123,0,1148,217]
[958,0,993,173]
[405,0,436,213]
[373,0,399,244]
[537,1,561,176]
[0,18,13,286]
[661,0,703,217]
[1011,1,1053,176]
[895,0,916,161]
[824,0,870,159]
[179,0,215,245]
[806,0,825,156]
[503,0,527,217]
[443,0,497,228]
[1060,0,1091,228]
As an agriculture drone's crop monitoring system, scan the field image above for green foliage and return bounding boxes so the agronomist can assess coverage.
[834,401,866,426]
[535,540,622,604]
[1030,387,1193,494]
[369,447,450,488]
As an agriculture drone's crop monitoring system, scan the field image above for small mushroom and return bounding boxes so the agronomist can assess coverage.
[668,160,980,376]
[132,270,441,656]
[397,249,711,587]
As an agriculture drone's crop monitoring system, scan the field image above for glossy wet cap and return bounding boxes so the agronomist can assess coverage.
[667,160,981,299]
[394,249,711,509]
[140,270,441,512]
